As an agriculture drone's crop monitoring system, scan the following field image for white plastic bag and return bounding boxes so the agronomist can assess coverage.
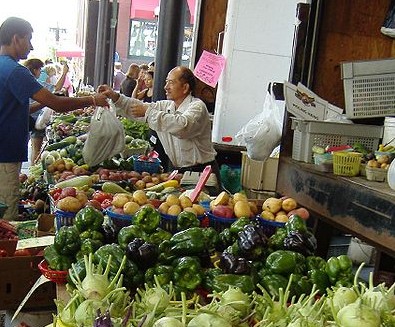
[235,89,284,161]
[82,106,125,166]
[35,107,54,130]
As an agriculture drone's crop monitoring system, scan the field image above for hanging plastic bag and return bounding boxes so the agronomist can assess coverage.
[82,106,125,167]
[381,0,395,38]
[235,88,284,161]
[35,107,54,130]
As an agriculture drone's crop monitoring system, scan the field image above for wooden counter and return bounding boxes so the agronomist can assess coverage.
[276,157,395,258]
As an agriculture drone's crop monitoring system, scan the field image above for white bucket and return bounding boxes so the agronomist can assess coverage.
[347,237,375,265]
[383,117,395,146]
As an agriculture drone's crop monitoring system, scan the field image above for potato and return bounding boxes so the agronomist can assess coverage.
[248,201,259,215]
[158,202,169,214]
[260,210,275,221]
[134,180,146,190]
[56,196,83,213]
[233,192,248,202]
[75,191,88,206]
[234,200,252,218]
[281,198,297,212]
[112,194,130,208]
[167,204,182,216]
[166,194,180,206]
[133,190,148,205]
[213,191,230,206]
[123,201,140,215]
[192,204,205,216]
[275,214,289,223]
[262,197,283,214]
[367,159,380,168]
[179,195,193,209]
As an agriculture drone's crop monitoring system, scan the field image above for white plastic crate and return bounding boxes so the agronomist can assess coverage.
[341,58,395,118]
[291,118,383,163]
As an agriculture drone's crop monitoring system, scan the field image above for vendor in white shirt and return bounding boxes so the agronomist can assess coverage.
[99,65,221,188]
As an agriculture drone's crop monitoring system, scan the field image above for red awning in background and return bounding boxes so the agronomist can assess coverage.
[131,0,196,24]
[56,46,84,58]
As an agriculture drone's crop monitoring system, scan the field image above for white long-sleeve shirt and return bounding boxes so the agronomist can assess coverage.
[113,94,217,168]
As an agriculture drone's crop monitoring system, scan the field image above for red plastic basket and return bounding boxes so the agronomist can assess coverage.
[38,260,68,284]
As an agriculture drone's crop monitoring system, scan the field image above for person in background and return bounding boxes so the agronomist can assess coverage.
[99,65,221,187]
[135,63,149,93]
[120,63,139,97]
[113,61,125,92]
[0,16,108,220]
[131,70,170,170]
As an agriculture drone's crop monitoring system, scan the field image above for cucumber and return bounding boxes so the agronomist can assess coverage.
[46,136,77,151]
[55,175,93,189]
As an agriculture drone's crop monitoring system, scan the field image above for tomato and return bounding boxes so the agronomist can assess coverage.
[86,199,102,210]
[49,187,62,201]
[100,198,113,209]
[92,191,113,203]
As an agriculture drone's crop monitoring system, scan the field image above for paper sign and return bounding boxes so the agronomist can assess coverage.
[194,50,226,87]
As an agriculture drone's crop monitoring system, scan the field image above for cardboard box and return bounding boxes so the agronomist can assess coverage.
[241,151,279,192]
[0,255,56,311]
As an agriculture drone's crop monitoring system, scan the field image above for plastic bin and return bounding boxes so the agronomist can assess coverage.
[332,151,362,177]
[291,118,382,163]
[105,208,133,228]
[132,156,161,174]
[341,58,395,118]
[54,210,75,230]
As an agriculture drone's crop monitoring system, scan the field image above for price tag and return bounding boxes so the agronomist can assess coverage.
[194,50,226,87]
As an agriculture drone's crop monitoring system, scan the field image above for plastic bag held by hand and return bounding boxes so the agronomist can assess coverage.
[82,106,125,166]
[35,107,54,130]
[235,88,284,161]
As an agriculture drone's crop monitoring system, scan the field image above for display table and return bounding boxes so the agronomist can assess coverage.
[276,157,395,275]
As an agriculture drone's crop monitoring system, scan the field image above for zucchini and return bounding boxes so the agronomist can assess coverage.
[46,136,77,151]
[102,181,132,195]
[55,175,93,189]
[144,180,179,192]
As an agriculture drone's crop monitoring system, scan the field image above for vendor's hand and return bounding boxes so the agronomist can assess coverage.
[93,93,109,107]
[97,84,119,103]
[130,103,148,117]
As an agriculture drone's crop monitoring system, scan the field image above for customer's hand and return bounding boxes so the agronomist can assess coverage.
[97,84,119,103]
[93,93,109,107]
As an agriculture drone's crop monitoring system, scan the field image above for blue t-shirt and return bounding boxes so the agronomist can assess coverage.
[0,55,43,162]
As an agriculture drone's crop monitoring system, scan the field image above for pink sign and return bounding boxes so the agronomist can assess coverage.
[194,50,226,87]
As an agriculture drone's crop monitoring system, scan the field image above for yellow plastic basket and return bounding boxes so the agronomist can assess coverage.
[333,151,362,176]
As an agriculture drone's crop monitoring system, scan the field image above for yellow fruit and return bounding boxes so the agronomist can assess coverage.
[112,194,131,208]
[262,197,283,214]
[233,192,248,202]
[179,195,193,209]
[167,204,182,216]
[158,202,169,214]
[166,194,180,206]
[275,214,289,223]
[192,204,205,216]
[281,198,297,212]
[234,200,252,218]
[123,201,140,215]
[261,210,275,221]
[213,191,230,206]
[133,190,148,205]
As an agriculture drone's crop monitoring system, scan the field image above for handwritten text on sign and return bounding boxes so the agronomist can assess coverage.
[194,50,226,87]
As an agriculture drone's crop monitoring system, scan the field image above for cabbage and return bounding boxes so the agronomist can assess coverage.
[337,301,381,327]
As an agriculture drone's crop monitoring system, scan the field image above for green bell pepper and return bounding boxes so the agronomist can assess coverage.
[117,224,147,250]
[203,267,222,291]
[53,225,81,256]
[265,250,298,276]
[308,269,330,295]
[74,206,104,232]
[289,274,313,298]
[177,211,200,231]
[261,273,289,299]
[79,230,104,242]
[44,244,73,271]
[229,217,251,235]
[325,254,353,285]
[217,228,237,251]
[133,206,160,233]
[148,227,172,245]
[290,251,307,275]
[306,255,327,272]
[285,215,307,234]
[93,243,125,275]
[76,239,103,260]
[173,256,202,291]
[268,228,288,250]
[169,227,207,256]
[212,273,255,294]
[144,264,173,287]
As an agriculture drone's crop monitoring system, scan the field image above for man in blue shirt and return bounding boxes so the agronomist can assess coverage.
[0,17,108,220]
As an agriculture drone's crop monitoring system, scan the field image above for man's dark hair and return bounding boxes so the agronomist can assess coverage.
[0,17,33,46]
[178,66,196,95]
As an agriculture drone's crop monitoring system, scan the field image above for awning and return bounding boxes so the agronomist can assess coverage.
[56,46,84,58]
